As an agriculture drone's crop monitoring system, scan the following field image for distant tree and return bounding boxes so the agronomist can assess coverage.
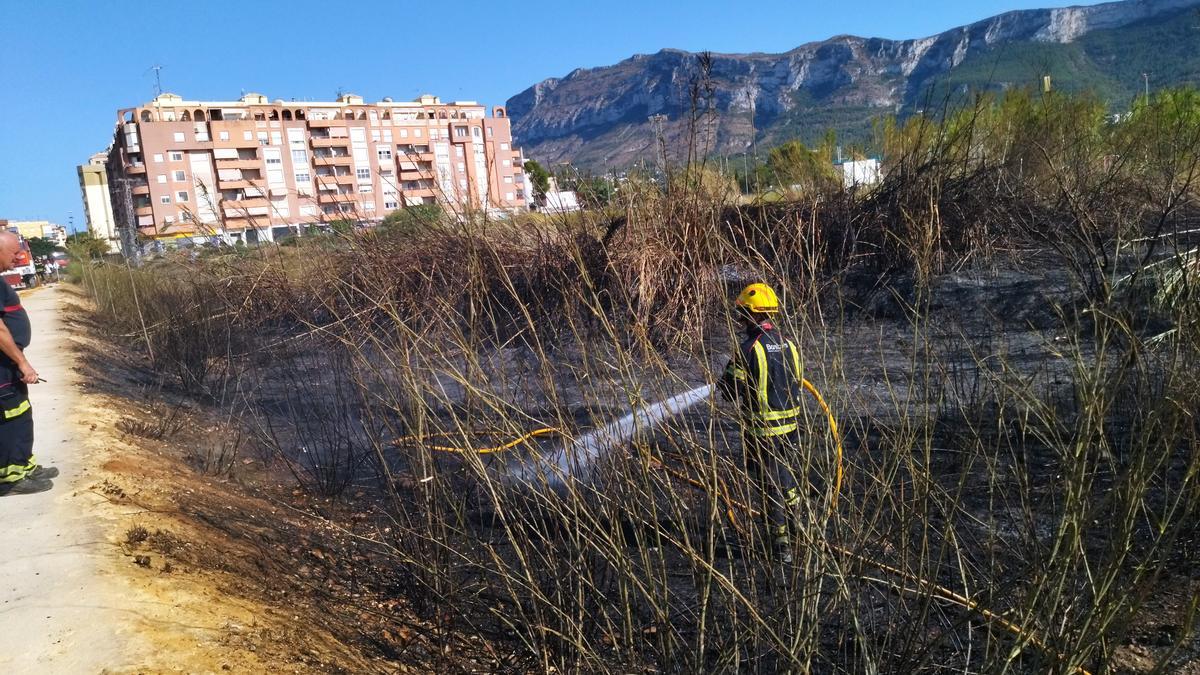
[523,160,551,201]
[26,237,62,257]
[766,136,839,193]
[380,204,443,237]
[575,176,615,208]
[328,218,356,235]
[667,165,740,203]
[65,231,110,259]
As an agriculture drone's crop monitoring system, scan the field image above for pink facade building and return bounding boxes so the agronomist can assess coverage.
[107,93,528,242]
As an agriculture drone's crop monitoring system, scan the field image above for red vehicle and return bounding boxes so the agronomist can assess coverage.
[2,234,37,289]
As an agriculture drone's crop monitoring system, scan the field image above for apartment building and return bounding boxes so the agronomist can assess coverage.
[77,153,121,252]
[5,220,68,246]
[106,92,528,243]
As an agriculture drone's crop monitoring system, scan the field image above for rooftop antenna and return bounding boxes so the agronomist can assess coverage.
[145,64,164,96]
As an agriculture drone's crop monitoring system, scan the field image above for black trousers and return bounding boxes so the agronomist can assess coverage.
[744,430,803,537]
[0,362,34,483]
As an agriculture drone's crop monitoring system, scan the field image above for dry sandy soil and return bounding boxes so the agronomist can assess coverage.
[0,285,376,674]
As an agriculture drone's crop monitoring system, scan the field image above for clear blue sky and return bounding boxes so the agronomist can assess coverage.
[0,0,1107,231]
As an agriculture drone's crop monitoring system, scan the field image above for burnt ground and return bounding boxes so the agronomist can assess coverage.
[68,255,1200,673]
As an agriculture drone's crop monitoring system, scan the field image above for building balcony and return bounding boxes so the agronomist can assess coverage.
[126,164,146,175]
[216,158,262,169]
[132,185,150,196]
[317,192,357,204]
[401,188,437,198]
[313,154,353,166]
[311,136,350,147]
[217,178,258,190]
[222,197,269,209]
[314,173,356,187]
[307,118,349,128]
[135,205,153,217]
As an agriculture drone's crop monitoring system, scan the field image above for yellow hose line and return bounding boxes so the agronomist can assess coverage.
[801,378,844,510]
[394,427,566,455]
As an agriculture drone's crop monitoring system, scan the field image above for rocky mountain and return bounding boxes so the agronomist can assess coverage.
[507,0,1200,168]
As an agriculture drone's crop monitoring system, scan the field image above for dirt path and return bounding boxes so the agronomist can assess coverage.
[0,284,371,674]
[0,285,138,671]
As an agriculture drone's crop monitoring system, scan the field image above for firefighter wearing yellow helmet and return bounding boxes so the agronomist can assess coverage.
[718,283,806,563]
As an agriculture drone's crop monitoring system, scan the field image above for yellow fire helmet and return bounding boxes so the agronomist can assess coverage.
[735,283,780,314]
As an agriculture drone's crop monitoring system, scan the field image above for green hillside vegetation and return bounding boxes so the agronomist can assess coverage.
[745,7,1200,169]
[923,6,1200,108]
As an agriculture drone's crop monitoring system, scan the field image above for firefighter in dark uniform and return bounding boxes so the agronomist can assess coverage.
[718,283,807,562]
[0,231,55,496]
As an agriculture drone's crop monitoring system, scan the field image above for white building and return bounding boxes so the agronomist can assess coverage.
[539,176,581,214]
[77,152,121,252]
[836,158,881,189]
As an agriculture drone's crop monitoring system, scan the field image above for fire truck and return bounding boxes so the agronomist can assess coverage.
[2,233,38,289]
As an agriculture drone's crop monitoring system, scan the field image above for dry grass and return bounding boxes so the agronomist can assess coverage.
[70,88,1200,673]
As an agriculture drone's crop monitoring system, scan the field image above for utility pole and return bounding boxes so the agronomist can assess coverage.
[1143,72,1150,100]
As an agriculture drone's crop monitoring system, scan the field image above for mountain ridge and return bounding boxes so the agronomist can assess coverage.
[506,0,1200,168]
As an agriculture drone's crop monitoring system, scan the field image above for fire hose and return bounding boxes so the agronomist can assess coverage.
[391,383,1089,675]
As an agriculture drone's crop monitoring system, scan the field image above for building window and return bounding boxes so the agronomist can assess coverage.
[291,149,307,163]
[505,192,514,201]
[356,168,370,180]
[500,143,509,150]
[174,170,186,181]
[457,162,465,171]
[385,200,398,209]
[160,195,171,204]
[378,149,392,161]
[383,130,393,142]
[219,131,230,141]
[295,172,310,183]
[502,160,510,168]
[177,191,189,202]
[454,126,468,138]
[504,175,513,184]
[156,174,167,184]
[359,185,373,193]
[169,151,184,161]
[364,201,376,211]
[243,131,253,141]
[153,153,163,163]
[427,129,436,139]
[472,127,481,138]
[266,156,282,165]
[173,132,185,142]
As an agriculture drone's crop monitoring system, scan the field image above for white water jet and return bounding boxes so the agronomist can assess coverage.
[514,384,715,488]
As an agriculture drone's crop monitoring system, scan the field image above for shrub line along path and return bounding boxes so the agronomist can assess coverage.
[0,285,132,672]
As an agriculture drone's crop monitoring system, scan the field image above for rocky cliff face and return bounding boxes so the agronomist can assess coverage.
[507,0,1200,168]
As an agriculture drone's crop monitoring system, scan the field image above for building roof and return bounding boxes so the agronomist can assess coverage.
[139,92,482,109]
